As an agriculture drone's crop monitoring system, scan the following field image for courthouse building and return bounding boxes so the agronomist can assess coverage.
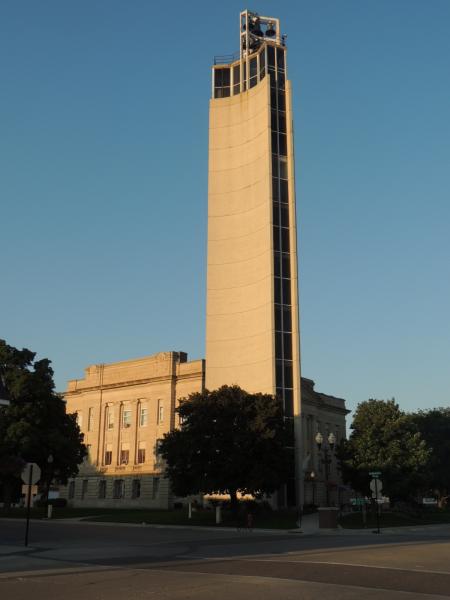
[61,11,349,509]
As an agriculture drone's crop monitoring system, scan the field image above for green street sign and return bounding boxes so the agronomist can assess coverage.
[369,471,381,478]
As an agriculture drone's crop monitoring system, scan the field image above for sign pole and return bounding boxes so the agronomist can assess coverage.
[24,464,33,547]
[375,478,380,534]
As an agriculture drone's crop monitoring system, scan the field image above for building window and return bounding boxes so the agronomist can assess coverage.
[157,400,164,424]
[68,480,75,499]
[81,479,88,500]
[85,444,92,462]
[120,448,130,465]
[88,407,94,431]
[132,479,141,499]
[152,477,160,499]
[104,450,112,465]
[113,479,124,499]
[98,480,106,499]
[137,442,146,464]
[107,407,114,429]
[139,407,148,427]
[122,409,131,428]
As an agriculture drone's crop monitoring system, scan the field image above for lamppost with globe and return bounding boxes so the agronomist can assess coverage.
[315,431,336,507]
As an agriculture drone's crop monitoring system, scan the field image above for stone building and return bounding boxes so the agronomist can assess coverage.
[61,353,347,509]
[60,352,204,508]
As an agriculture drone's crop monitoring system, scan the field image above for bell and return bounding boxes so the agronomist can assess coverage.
[265,23,276,37]
[249,17,263,37]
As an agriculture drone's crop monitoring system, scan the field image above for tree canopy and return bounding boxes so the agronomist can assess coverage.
[159,385,293,511]
[339,399,430,501]
[0,340,86,505]
[411,407,450,504]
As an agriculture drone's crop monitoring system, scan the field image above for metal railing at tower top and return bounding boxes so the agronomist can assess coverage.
[213,52,240,65]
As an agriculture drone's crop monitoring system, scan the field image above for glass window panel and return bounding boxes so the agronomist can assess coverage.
[281,228,290,253]
[275,305,282,331]
[278,71,285,89]
[271,131,278,154]
[250,57,257,78]
[282,277,291,304]
[273,203,279,226]
[260,68,265,81]
[278,112,286,133]
[271,110,278,131]
[275,331,282,358]
[270,86,277,107]
[269,69,276,87]
[222,87,230,98]
[233,64,240,85]
[273,227,280,251]
[279,157,288,179]
[272,154,279,177]
[268,45,275,67]
[222,68,230,85]
[249,76,257,89]
[281,252,291,278]
[233,84,240,95]
[284,362,293,388]
[277,48,285,70]
[276,360,283,388]
[259,48,265,73]
[273,251,281,276]
[284,390,294,417]
[280,179,289,203]
[280,205,290,228]
[282,306,292,331]
[272,177,279,200]
[283,332,293,360]
[278,90,286,111]
[279,133,287,156]
[274,277,281,304]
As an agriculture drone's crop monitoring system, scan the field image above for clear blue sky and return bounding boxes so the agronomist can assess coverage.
[1,1,449,418]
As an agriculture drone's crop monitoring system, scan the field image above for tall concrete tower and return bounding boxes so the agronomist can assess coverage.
[206,10,302,506]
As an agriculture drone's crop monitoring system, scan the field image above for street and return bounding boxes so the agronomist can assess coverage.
[1,520,450,599]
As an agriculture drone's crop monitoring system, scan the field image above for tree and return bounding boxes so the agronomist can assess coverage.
[159,385,293,514]
[339,399,430,502]
[411,408,450,506]
[0,340,86,507]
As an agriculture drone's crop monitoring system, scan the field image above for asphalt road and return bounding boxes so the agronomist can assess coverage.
[1,520,450,599]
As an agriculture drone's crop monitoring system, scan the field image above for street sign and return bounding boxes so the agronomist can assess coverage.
[369,471,381,478]
[21,463,41,485]
[370,479,383,494]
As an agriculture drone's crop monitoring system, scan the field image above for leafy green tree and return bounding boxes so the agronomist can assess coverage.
[411,408,450,506]
[159,385,293,514]
[339,399,430,501]
[0,340,86,507]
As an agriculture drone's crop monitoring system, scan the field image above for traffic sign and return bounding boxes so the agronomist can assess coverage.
[370,478,383,494]
[21,463,41,485]
[369,471,381,478]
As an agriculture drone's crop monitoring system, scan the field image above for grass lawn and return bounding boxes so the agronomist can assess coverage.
[0,506,299,529]
[339,509,450,529]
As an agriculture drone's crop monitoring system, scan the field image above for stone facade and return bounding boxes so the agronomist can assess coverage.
[60,352,204,509]
[61,353,347,509]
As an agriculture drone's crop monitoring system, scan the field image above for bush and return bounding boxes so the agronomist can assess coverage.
[35,497,67,508]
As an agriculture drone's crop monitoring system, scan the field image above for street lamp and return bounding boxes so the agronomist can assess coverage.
[315,431,336,507]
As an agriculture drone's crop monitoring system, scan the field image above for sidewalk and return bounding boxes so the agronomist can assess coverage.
[297,512,450,536]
